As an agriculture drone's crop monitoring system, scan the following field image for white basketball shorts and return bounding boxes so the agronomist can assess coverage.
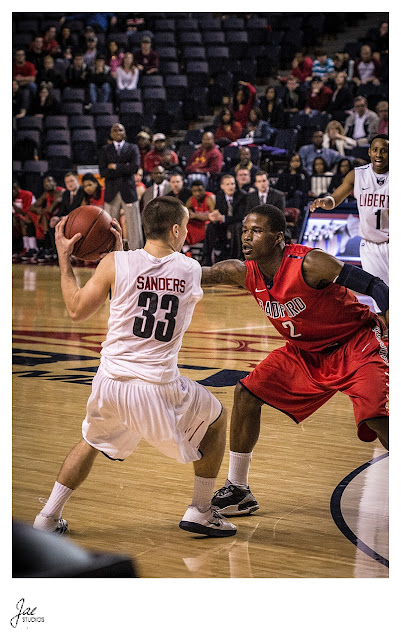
[82,365,222,464]
[360,239,389,313]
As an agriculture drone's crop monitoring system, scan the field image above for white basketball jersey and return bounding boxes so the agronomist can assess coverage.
[354,163,389,243]
[100,250,203,383]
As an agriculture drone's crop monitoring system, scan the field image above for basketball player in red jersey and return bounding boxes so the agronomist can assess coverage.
[202,204,388,516]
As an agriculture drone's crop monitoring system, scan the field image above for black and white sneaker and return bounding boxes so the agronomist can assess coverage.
[33,513,68,534]
[179,505,237,537]
[211,482,259,516]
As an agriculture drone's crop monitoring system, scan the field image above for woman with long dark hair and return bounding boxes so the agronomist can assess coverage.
[232,81,256,128]
[259,86,285,128]
[81,173,105,206]
[214,107,243,144]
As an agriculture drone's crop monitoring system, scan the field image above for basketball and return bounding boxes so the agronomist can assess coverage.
[64,205,115,261]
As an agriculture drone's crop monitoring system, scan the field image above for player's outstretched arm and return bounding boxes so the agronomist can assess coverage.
[55,217,115,322]
[310,169,355,212]
[201,259,247,287]
[303,249,389,324]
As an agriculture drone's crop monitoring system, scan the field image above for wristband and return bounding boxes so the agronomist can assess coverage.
[324,196,335,209]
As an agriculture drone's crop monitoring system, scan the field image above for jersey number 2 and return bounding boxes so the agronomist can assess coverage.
[133,292,179,343]
[282,320,302,338]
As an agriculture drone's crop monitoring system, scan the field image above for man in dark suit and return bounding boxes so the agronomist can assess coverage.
[245,170,286,213]
[139,165,171,213]
[98,122,143,250]
[202,174,247,265]
[49,171,84,227]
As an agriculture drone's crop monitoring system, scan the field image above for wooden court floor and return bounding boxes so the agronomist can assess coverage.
[12,263,389,578]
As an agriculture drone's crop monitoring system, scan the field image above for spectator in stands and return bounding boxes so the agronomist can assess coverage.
[88,54,113,104]
[281,75,307,125]
[245,170,286,213]
[311,49,335,82]
[65,52,89,89]
[106,39,125,78]
[134,167,146,200]
[31,82,61,116]
[308,157,334,199]
[143,133,179,175]
[115,51,139,92]
[83,35,100,73]
[183,180,216,256]
[185,132,223,185]
[366,20,388,56]
[332,52,349,74]
[140,165,171,212]
[36,55,65,89]
[235,168,254,193]
[258,86,285,129]
[13,49,38,99]
[168,172,192,204]
[376,101,389,135]
[28,174,64,262]
[298,130,342,175]
[233,146,259,183]
[214,107,243,145]
[328,158,354,196]
[160,150,183,179]
[344,96,379,146]
[81,173,105,206]
[12,80,29,119]
[136,130,152,169]
[202,174,247,265]
[57,25,76,60]
[233,81,257,128]
[304,76,333,114]
[42,26,61,57]
[290,51,313,84]
[27,36,45,72]
[133,35,159,75]
[243,107,275,144]
[98,122,143,250]
[326,70,354,125]
[12,180,37,262]
[276,153,309,211]
[353,44,381,90]
[323,120,357,155]
[50,171,84,227]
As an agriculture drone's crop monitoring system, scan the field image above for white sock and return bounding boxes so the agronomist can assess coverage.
[191,476,216,511]
[28,236,38,250]
[227,451,252,488]
[23,236,30,249]
[40,481,74,519]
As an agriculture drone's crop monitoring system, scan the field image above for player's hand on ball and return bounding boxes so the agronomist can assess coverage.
[100,218,123,256]
[55,216,82,257]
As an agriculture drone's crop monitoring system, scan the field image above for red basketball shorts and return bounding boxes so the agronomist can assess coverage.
[240,322,389,441]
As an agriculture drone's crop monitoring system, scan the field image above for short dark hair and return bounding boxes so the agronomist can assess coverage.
[246,204,286,234]
[64,170,78,179]
[370,134,389,146]
[255,170,269,179]
[142,196,187,240]
[190,180,205,188]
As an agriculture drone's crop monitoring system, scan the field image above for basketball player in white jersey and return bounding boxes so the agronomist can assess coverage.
[310,134,389,313]
[33,196,236,538]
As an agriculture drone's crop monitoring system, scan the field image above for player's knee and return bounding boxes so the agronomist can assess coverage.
[234,382,263,410]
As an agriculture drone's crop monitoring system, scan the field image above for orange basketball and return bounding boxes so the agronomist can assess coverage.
[64,205,115,261]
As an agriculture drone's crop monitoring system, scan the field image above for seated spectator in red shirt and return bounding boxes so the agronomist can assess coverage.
[353,44,381,89]
[376,101,389,135]
[12,180,37,261]
[215,107,243,144]
[183,180,216,253]
[304,76,333,113]
[143,133,179,175]
[28,174,64,261]
[42,26,61,57]
[13,49,38,97]
[233,81,256,128]
[134,36,159,75]
[185,132,223,182]
[134,167,146,200]
[290,52,313,84]
[81,173,105,206]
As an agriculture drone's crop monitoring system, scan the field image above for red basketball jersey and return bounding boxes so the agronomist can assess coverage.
[245,244,376,352]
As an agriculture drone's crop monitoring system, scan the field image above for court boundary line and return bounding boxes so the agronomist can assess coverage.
[330,452,389,568]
